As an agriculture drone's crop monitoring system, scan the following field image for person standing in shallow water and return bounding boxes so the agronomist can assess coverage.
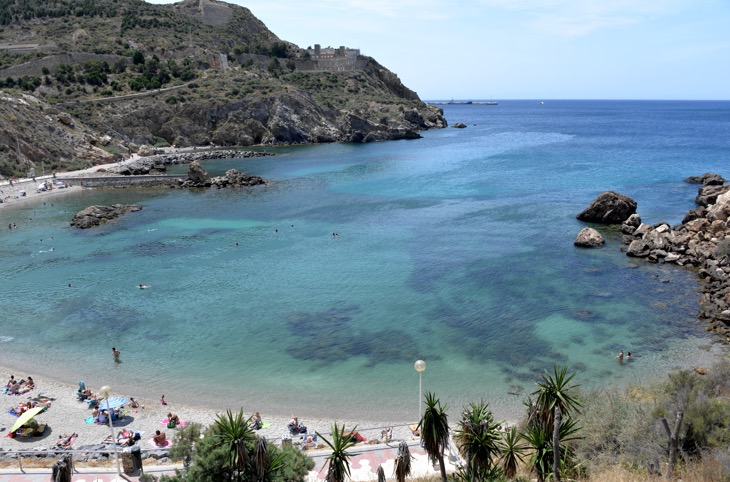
[112,347,120,363]
[617,349,624,365]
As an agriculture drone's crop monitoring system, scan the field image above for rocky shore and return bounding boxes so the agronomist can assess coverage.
[618,174,730,340]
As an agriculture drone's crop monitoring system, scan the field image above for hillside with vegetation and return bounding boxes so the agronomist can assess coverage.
[0,0,445,177]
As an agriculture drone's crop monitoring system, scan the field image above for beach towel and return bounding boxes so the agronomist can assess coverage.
[161,418,187,428]
[7,409,20,417]
[148,437,173,448]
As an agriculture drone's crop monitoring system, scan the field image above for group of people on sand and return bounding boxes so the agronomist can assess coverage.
[4,375,34,395]
[11,399,50,416]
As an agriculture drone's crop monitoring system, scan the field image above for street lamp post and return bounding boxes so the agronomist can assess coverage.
[414,360,426,420]
[99,385,121,475]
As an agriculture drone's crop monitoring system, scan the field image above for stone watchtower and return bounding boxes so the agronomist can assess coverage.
[314,44,321,57]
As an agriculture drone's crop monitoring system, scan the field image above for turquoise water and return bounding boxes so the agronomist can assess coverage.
[1,100,728,422]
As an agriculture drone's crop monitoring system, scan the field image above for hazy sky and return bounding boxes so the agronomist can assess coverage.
[146,0,730,100]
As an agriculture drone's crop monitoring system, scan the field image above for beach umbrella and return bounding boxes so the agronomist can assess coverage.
[11,406,44,433]
[98,397,127,411]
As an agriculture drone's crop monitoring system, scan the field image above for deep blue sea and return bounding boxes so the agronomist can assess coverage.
[1,100,728,422]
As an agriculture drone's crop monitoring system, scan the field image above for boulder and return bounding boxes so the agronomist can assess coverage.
[452,122,467,129]
[696,184,730,207]
[684,173,726,185]
[574,227,605,247]
[70,204,142,229]
[576,191,637,224]
[187,161,210,185]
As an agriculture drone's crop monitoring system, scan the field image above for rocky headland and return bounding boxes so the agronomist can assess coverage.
[0,0,446,179]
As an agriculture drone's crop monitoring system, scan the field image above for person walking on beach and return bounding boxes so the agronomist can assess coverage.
[112,347,121,363]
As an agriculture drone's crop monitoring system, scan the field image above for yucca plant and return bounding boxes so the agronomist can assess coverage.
[393,440,412,482]
[317,423,358,482]
[500,426,527,479]
[522,417,582,482]
[454,401,503,481]
[419,392,450,482]
[251,437,285,482]
[214,409,256,480]
[530,366,583,430]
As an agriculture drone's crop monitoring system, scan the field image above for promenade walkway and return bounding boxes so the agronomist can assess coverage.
[0,439,449,482]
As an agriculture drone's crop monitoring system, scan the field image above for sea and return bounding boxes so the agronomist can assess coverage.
[1,100,729,423]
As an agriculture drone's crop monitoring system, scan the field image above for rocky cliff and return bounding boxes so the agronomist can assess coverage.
[0,0,446,178]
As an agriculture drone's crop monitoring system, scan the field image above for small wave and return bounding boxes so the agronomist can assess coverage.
[0,336,14,343]
[148,228,157,232]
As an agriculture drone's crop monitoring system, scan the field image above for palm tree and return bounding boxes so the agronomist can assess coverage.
[530,366,582,430]
[214,409,256,481]
[418,392,450,482]
[454,401,503,482]
[499,426,527,479]
[393,440,412,482]
[316,423,358,482]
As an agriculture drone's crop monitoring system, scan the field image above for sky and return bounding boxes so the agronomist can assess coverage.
[146,0,730,100]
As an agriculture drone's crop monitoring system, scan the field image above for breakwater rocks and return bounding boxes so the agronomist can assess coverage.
[70,204,142,229]
[619,173,730,340]
[171,161,266,189]
[100,150,274,176]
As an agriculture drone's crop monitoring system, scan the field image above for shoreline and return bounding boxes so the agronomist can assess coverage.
[0,361,429,454]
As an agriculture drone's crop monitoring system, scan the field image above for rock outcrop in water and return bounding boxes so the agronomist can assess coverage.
[620,174,730,341]
[577,191,637,224]
[574,227,605,247]
[171,162,266,189]
[70,204,142,229]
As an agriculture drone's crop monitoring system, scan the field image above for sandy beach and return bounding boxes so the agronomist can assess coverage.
[0,363,423,458]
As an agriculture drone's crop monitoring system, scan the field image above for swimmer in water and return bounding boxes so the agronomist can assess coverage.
[138,284,150,289]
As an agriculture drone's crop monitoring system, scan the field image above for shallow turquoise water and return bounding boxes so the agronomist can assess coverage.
[1,100,728,422]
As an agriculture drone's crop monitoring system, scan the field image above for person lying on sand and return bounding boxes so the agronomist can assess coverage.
[57,433,77,449]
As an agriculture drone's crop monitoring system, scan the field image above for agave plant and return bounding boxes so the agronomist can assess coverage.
[418,392,450,482]
[317,423,358,482]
